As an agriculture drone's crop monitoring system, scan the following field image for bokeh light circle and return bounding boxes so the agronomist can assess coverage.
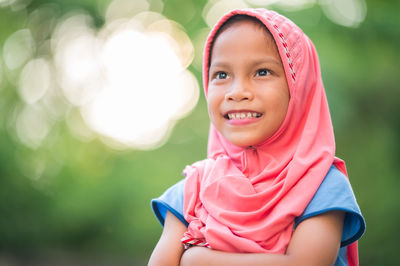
[51,11,198,150]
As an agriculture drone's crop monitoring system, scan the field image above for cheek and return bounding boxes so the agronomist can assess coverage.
[207,101,213,119]
[207,99,217,120]
[280,89,290,117]
[206,93,222,122]
[274,94,290,127]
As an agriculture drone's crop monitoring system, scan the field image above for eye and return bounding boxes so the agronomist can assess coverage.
[256,69,271,77]
[215,71,228,79]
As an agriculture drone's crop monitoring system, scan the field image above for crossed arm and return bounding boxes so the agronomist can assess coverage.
[148,210,344,266]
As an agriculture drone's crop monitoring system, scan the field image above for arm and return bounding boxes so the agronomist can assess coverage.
[148,211,187,266]
[180,210,345,266]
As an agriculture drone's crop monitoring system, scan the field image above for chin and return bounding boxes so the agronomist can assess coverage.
[226,133,272,147]
[219,129,271,147]
[228,138,259,148]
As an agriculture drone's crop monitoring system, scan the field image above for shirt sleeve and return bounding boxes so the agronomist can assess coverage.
[294,165,366,247]
[151,179,188,227]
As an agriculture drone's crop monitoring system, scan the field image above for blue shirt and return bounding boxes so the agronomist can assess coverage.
[151,165,365,266]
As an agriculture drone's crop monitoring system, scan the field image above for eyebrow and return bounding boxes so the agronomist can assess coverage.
[251,58,282,67]
[210,57,282,69]
[209,61,229,69]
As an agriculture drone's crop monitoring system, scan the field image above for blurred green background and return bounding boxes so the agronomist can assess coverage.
[0,0,399,265]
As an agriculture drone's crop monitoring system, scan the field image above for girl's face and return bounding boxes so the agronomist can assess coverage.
[207,19,290,147]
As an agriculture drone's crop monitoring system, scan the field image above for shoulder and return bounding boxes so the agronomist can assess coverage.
[151,179,187,226]
[295,165,366,247]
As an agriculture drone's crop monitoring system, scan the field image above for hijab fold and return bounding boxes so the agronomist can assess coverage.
[182,8,358,265]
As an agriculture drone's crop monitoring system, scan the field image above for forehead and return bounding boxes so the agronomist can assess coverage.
[210,19,279,61]
[216,16,270,38]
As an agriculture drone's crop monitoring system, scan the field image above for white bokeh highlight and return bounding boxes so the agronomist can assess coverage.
[3,29,35,70]
[15,104,51,149]
[203,0,249,27]
[319,0,367,28]
[18,58,51,104]
[52,10,198,150]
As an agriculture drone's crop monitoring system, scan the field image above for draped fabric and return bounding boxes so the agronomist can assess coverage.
[182,8,358,265]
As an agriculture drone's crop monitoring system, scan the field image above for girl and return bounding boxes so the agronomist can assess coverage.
[149,8,365,266]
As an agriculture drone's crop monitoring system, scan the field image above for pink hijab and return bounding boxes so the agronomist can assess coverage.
[183,8,358,265]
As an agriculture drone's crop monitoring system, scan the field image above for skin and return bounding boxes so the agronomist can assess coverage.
[148,211,187,266]
[148,19,345,266]
[207,19,290,147]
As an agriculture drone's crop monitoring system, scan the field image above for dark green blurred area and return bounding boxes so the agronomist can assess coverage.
[0,0,399,265]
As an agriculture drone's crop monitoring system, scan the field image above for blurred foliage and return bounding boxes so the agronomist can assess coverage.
[0,0,399,265]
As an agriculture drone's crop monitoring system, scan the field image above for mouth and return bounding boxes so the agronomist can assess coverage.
[224,111,262,120]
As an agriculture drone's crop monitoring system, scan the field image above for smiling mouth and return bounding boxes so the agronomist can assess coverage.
[224,112,262,120]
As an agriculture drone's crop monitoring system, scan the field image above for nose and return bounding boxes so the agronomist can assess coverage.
[225,78,254,102]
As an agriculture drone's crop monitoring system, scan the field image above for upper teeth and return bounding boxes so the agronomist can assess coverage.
[227,112,260,120]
